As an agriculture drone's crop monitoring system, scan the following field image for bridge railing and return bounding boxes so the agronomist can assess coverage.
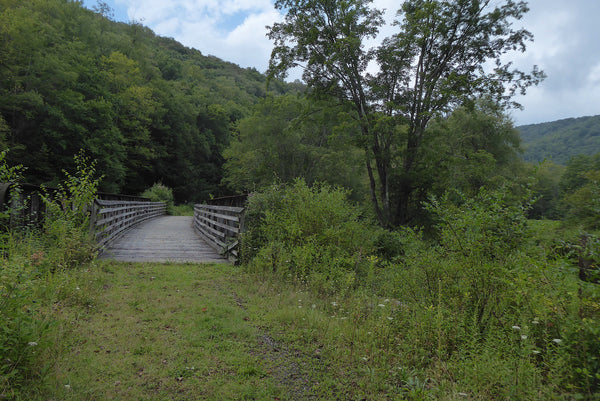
[91,199,167,250]
[193,204,244,262]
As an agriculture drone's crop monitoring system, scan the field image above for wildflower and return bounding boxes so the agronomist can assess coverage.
[298,306,302,308]
[361,357,368,361]
[387,317,393,320]
[384,299,390,303]
[311,304,316,309]
[531,320,539,325]
[340,317,347,320]
[532,350,541,355]
[521,335,527,340]
[64,384,71,389]
[331,301,338,307]
[552,338,562,344]
[75,287,80,291]
[512,325,521,331]
[378,304,386,308]
[28,342,38,347]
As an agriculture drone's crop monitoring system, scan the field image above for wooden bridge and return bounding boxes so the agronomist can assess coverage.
[91,199,245,264]
[1,183,245,264]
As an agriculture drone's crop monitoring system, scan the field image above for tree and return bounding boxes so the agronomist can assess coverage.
[423,100,523,199]
[222,94,366,197]
[268,0,544,226]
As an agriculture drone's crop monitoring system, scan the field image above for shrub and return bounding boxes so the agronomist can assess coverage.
[41,151,101,269]
[0,151,101,396]
[241,179,383,295]
[141,183,174,214]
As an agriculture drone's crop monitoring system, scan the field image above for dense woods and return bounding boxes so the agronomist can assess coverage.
[519,114,600,164]
[0,0,288,201]
[1,0,600,399]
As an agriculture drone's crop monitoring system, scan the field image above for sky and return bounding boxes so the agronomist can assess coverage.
[82,0,600,126]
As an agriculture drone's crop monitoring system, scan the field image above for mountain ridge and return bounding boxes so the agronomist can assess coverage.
[517,114,600,164]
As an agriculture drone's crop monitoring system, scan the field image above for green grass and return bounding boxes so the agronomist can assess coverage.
[37,261,446,400]
[42,261,283,400]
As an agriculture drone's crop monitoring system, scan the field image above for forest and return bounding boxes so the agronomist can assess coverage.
[519,114,600,164]
[0,0,291,201]
[1,0,600,399]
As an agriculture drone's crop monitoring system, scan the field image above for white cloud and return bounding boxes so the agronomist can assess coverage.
[102,0,600,124]
[588,63,600,85]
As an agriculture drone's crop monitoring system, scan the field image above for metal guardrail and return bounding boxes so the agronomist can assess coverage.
[91,199,167,250]
[193,204,244,262]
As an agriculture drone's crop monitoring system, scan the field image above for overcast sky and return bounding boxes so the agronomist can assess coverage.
[82,0,600,126]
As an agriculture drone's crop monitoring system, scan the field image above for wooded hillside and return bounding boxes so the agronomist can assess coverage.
[0,0,290,201]
[518,115,600,164]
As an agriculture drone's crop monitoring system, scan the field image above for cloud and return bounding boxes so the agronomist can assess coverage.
[106,0,600,124]
[117,0,280,72]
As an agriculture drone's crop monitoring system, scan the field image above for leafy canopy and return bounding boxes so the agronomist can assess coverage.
[268,0,544,226]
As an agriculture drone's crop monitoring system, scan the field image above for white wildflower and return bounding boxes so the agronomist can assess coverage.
[28,342,38,347]
[521,335,527,340]
[512,325,521,331]
[378,304,386,308]
[552,338,562,344]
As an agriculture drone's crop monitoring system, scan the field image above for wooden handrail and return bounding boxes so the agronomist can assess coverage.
[193,204,245,262]
[91,199,166,250]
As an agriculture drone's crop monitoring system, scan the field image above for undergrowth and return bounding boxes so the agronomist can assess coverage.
[240,179,600,400]
[0,151,100,399]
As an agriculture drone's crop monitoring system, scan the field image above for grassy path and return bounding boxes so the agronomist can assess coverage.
[45,261,332,401]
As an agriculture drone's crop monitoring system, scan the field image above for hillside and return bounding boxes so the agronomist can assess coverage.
[0,0,290,201]
[518,115,600,164]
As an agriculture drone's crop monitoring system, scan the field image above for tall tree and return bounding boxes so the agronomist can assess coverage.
[268,0,544,226]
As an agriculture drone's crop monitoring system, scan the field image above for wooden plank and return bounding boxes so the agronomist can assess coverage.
[195,205,245,214]
[100,216,227,263]
[195,215,239,235]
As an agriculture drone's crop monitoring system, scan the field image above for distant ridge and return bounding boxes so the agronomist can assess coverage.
[517,115,600,164]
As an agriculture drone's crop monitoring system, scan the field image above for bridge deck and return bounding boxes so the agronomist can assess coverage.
[99,216,227,263]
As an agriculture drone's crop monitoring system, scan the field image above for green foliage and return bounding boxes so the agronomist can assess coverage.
[223,94,366,198]
[560,153,600,229]
[269,0,543,226]
[241,179,382,295]
[41,151,100,269]
[141,182,174,213]
[426,186,532,260]
[519,114,600,164]
[0,0,290,202]
[0,151,104,396]
[237,183,598,398]
[0,150,24,253]
[527,160,564,219]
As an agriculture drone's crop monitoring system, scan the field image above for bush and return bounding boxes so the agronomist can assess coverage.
[0,151,100,396]
[241,179,383,295]
[141,183,174,214]
[41,151,100,269]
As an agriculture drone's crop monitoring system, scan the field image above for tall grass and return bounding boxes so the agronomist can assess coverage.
[0,152,100,398]
[240,179,600,399]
